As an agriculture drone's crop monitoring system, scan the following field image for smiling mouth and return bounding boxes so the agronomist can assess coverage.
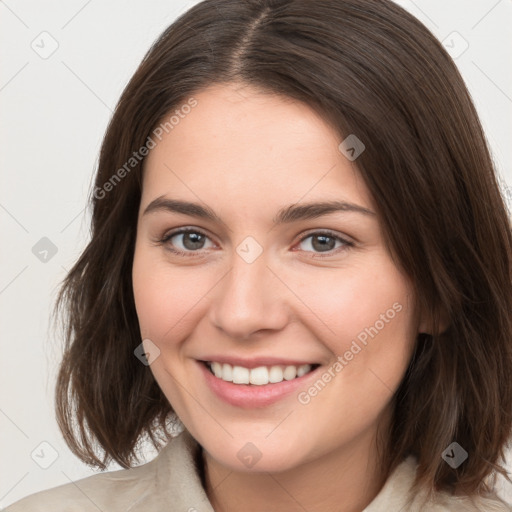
[201,360,321,386]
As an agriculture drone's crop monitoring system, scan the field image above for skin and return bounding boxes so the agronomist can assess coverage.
[132,82,430,512]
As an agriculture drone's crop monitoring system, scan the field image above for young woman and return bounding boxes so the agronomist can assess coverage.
[6,0,512,510]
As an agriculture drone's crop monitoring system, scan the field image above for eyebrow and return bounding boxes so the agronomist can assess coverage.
[142,196,376,226]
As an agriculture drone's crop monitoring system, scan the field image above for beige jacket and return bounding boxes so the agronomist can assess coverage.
[5,428,510,511]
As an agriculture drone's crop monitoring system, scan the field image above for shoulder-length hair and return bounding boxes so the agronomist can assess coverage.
[53,0,512,503]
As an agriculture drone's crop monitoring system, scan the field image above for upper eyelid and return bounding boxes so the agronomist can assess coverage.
[297,228,351,242]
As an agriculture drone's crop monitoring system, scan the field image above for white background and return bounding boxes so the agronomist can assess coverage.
[1,0,511,508]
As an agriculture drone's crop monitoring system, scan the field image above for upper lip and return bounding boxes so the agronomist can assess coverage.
[198,356,320,369]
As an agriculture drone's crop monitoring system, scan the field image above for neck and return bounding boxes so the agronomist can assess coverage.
[202,421,390,512]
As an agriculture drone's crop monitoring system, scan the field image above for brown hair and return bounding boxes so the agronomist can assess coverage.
[53,0,512,504]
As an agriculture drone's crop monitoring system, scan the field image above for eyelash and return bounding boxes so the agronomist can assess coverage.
[156,227,354,258]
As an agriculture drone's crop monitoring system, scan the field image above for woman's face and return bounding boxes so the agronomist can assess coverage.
[132,82,422,472]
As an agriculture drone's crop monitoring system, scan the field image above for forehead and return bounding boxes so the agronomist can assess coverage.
[141,83,375,215]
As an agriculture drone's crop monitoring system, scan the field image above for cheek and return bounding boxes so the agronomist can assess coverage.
[298,257,413,348]
[288,261,416,454]
[132,247,211,342]
[302,259,413,398]
[294,255,416,405]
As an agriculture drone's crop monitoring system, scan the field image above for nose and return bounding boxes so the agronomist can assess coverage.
[208,248,290,340]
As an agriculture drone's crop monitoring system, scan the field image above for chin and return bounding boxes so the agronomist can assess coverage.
[199,429,313,473]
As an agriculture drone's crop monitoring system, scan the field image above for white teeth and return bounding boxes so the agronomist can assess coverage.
[268,366,283,383]
[207,361,314,385]
[222,363,233,381]
[297,364,309,377]
[211,361,223,378]
[283,365,297,380]
[232,366,250,384]
[249,366,268,385]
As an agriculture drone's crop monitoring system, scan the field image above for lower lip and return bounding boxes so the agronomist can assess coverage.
[197,360,321,409]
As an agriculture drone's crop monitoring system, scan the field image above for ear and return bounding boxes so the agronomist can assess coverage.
[417,303,450,336]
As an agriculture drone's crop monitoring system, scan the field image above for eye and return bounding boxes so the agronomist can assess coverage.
[295,230,353,256]
[159,228,215,256]
[156,227,353,258]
